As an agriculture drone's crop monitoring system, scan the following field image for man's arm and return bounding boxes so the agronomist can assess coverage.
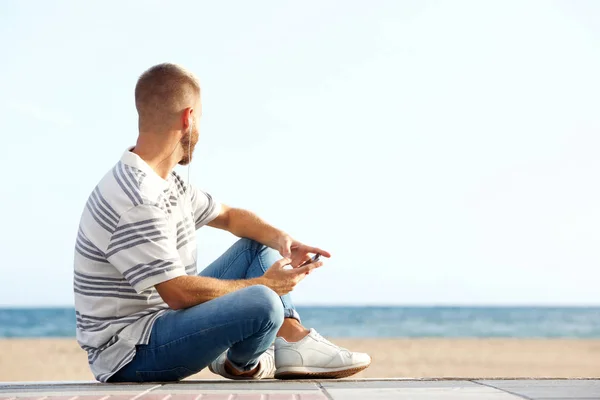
[208,204,331,266]
[155,275,257,310]
[190,180,329,267]
[208,205,287,251]
[155,257,320,310]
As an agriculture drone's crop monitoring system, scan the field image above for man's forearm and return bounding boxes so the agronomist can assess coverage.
[227,208,286,249]
[157,275,265,310]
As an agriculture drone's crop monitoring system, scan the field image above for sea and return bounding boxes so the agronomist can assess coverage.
[1,306,599,338]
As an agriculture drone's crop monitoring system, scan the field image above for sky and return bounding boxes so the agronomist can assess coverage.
[0,0,599,307]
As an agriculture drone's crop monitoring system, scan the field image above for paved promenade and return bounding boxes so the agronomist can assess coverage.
[1,379,599,399]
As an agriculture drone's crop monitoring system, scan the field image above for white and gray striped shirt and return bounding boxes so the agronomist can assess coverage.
[73,149,220,382]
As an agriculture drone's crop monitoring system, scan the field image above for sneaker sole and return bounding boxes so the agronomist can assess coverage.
[209,363,276,381]
[274,361,371,380]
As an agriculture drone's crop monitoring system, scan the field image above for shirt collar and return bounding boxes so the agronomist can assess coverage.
[120,147,172,192]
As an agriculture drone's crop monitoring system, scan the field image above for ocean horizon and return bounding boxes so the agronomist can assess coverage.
[1,306,599,339]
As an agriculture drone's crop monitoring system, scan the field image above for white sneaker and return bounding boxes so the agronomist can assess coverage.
[274,329,371,379]
[209,345,275,380]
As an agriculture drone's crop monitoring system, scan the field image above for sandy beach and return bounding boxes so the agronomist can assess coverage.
[1,338,598,382]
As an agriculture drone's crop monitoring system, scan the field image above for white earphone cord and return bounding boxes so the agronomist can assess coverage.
[188,122,191,191]
[187,121,192,213]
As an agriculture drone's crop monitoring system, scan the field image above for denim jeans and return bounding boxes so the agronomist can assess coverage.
[108,238,299,382]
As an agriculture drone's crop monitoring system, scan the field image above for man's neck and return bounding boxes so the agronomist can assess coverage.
[131,136,181,180]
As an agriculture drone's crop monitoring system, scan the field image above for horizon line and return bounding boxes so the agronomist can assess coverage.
[2,303,600,309]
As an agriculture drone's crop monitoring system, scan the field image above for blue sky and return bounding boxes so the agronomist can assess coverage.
[1,0,599,306]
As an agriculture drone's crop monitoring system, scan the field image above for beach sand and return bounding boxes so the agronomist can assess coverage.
[1,338,599,382]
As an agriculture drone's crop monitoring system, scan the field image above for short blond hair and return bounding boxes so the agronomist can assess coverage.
[135,63,200,131]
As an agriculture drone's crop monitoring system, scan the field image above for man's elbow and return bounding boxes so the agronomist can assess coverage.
[164,295,187,310]
[155,278,189,310]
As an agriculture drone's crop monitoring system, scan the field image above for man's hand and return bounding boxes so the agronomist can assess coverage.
[275,235,331,268]
[212,207,330,268]
[257,257,323,296]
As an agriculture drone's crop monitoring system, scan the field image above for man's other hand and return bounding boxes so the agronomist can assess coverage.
[257,257,323,296]
[275,235,331,268]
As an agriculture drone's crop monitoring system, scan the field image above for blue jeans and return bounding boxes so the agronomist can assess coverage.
[108,238,299,382]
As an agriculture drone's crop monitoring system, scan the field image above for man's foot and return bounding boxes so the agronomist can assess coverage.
[209,345,276,380]
[274,329,371,379]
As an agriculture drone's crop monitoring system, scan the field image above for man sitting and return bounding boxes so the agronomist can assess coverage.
[73,63,371,382]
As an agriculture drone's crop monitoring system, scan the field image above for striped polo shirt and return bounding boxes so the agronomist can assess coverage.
[73,149,220,382]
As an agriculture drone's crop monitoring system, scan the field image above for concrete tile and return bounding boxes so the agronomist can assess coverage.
[266,395,328,400]
[156,380,327,399]
[182,396,326,400]
[2,397,47,400]
[0,383,158,395]
[156,396,197,400]
[477,380,600,399]
[136,395,172,400]
[63,397,116,400]
[108,395,164,400]
[0,383,159,397]
[30,397,81,400]
[0,397,107,400]
[41,397,117,400]
[321,380,479,389]
[2,396,328,400]
[26,397,88,400]
[0,380,598,400]
[326,387,522,400]
[156,381,320,392]
[192,396,327,400]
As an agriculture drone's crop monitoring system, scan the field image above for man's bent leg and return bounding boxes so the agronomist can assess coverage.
[199,238,301,321]
[109,285,284,383]
[196,239,371,379]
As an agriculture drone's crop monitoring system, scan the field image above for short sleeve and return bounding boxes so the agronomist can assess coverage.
[106,204,186,293]
[190,185,221,229]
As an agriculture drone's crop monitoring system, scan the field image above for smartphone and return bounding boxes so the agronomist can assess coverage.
[299,253,321,267]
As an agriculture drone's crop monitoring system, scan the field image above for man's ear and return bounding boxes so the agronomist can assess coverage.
[182,107,193,130]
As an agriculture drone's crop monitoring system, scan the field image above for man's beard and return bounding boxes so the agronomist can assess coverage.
[179,126,199,166]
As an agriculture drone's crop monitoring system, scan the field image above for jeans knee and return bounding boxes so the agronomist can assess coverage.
[236,238,263,253]
[245,285,284,329]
